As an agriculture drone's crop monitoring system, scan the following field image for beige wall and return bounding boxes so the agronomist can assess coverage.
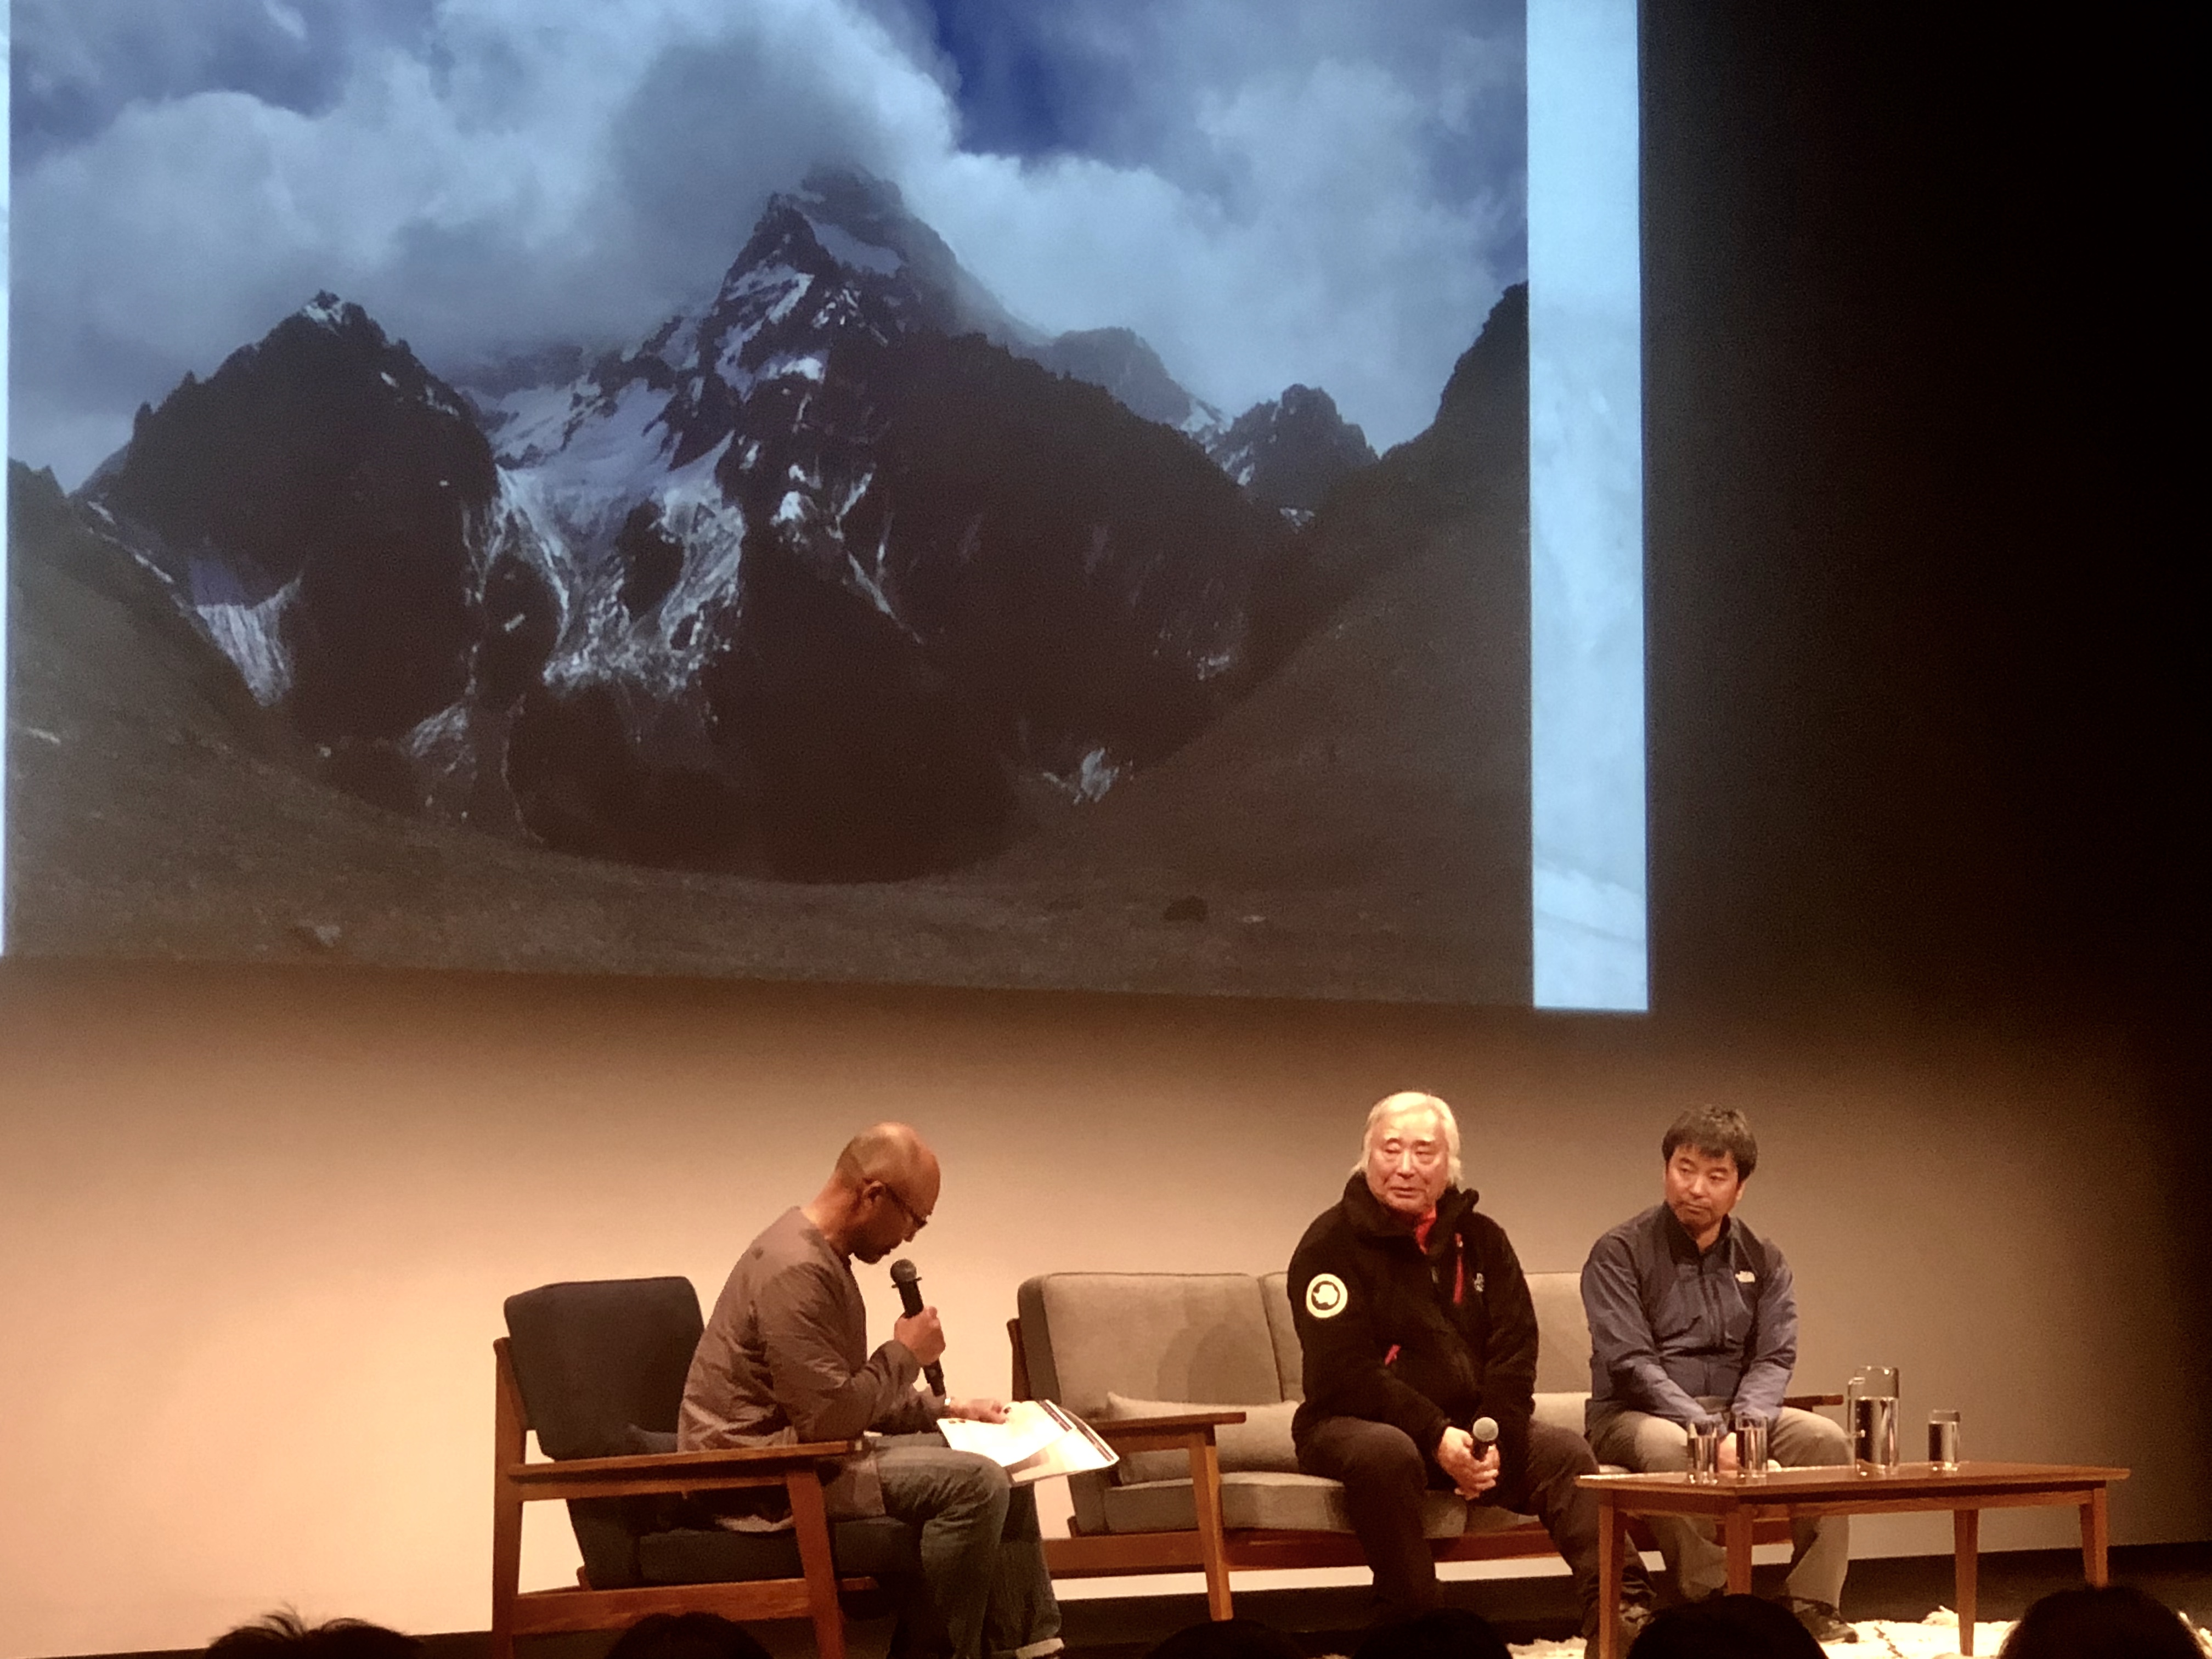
[1,961,2200,1657]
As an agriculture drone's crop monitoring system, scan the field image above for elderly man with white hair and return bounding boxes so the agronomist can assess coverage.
[1288,1092,1656,1643]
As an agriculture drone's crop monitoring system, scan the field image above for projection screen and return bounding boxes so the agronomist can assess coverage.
[1,0,1644,1011]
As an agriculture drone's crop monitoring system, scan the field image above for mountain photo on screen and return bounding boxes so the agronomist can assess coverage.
[4,1,1533,1003]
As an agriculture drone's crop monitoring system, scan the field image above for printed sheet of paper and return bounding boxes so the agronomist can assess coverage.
[937,1400,1119,1486]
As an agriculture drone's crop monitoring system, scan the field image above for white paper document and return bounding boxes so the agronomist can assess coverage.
[937,1399,1118,1487]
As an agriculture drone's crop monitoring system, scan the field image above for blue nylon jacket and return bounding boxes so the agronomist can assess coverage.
[1580,1203,1798,1425]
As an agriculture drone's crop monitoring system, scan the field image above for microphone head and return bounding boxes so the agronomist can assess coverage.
[888,1258,919,1286]
[1470,1415,1499,1444]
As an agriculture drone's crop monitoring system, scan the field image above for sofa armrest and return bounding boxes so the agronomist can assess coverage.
[1090,1410,1247,1457]
[1093,1410,1249,1436]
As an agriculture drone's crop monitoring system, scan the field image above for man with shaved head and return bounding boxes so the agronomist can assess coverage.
[681,1124,1062,1659]
[1288,1093,1654,1643]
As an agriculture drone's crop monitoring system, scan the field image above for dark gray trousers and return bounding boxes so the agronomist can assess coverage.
[1296,1415,1651,1631]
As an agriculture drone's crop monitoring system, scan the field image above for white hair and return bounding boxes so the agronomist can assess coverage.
[1352,1091,1462,1186]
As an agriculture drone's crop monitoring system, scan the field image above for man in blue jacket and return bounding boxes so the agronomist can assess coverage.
[1581,1106,1855,1644]
[1290,1092,1655,1641]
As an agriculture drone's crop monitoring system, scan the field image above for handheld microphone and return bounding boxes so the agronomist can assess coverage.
[1470,1415,1499,1451]
[888,1258,947,1397]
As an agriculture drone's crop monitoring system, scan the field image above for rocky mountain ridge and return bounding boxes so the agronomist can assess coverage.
[60,165,1522,885]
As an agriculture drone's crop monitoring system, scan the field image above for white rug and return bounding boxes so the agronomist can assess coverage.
[1503,1604,2212,1656]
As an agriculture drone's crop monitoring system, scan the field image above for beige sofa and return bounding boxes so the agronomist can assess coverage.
[1011,1269,1808,1616]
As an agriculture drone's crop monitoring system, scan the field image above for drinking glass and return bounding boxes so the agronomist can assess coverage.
[1928,1409,1961,1471]
[1733,1410,1770,1480]
[1846,1365,1901,1475]
[1687,1415,1724,1482]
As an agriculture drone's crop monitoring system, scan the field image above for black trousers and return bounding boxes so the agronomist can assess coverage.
[1296,1415,1650,1630]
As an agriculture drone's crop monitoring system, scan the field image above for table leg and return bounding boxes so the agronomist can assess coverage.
[2081,1486,2111,1585]
[1725,1506,1754,1594]
[1596,1494,1623,1659]
[1953,1509,1979,1657]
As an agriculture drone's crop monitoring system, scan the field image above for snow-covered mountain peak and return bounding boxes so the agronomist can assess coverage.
[298,290,358,331]
[789,165,917,276]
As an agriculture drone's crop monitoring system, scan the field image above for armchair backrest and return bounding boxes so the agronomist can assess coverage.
[503,1276,704,1459]
[501,1276,705,1590]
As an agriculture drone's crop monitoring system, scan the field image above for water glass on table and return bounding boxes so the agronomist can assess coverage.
[1687,1414,1724,1482]
[1929,1409,1962,1471]
[1733,1410,1770,1480]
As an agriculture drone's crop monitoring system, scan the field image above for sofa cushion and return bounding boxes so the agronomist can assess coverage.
[1100,1472,1548,1540]
[1102,1393,1301,1483]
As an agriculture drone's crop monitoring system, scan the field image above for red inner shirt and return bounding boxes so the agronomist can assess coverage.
[1385,1210,1465,1368]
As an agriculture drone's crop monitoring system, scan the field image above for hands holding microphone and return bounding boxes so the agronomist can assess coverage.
[889,1257,1009,1424]
[1435,1414,1503,1499]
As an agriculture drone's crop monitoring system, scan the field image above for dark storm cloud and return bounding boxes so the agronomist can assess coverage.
[7,0,1523,487]
[925,0,1522,210]
[9,0,438,163]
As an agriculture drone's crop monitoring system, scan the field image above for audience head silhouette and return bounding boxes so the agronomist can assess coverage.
[1146,1617,1306,1659]
[602,1612,772,1659]
[205,1613,418,1659]
[1999,1584,2202,1659]
[1626,1594,1823,1658]
[1351,1607,1512,1659]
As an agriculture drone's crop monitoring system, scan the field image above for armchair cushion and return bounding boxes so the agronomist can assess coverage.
[503,1276,707,1589]
[1102,1393,1300,1483]
[639,1514,920,1584]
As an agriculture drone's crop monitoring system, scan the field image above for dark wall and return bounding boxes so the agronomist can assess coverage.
[1641,0,2207,1462]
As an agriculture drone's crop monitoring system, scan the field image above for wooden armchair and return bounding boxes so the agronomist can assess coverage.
[494,1277,915,1659]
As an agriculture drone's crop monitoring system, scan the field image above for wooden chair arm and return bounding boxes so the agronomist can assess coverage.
[1784,1393,1846,1409]
[506,1438,864,1486]
[1090,1410,1249,1438]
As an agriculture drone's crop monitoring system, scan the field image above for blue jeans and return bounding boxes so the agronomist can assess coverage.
[875,1434,1062,1659]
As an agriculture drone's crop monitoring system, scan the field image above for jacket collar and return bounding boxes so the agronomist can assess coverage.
[1658,1200,1737,1260]
[1340,1172,1481,1242]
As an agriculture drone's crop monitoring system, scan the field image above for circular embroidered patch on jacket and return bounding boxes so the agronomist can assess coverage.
[1305,1273,1349,1318]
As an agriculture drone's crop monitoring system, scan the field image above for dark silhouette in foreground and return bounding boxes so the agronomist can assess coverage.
[1998,1583,2203,1659]
[205,1612,419,1659]
[1146,1617,1307,1659]
[603,1611,772,1659]
[1352,1607,1513,1659]
[1627,1593,1823,1658]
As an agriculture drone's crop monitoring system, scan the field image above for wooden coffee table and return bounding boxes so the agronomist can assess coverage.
[1578,1460,2130,1659]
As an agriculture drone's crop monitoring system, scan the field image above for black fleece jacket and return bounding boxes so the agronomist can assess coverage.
[1288,1174,1541,1478]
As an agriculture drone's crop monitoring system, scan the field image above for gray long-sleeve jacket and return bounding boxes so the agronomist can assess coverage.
[680,1206,938,1518]
[1580,1203,1798,1426]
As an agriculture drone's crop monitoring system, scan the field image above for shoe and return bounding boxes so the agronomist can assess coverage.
[1783,1597,1858,1643]
[1579,1596,1656,1648]
[1617,1599,1657,1646]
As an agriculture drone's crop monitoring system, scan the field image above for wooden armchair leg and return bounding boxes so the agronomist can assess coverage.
[492,1343,527,1659]
[788,1467,849,1659]
[1186,1432,1234,1620]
